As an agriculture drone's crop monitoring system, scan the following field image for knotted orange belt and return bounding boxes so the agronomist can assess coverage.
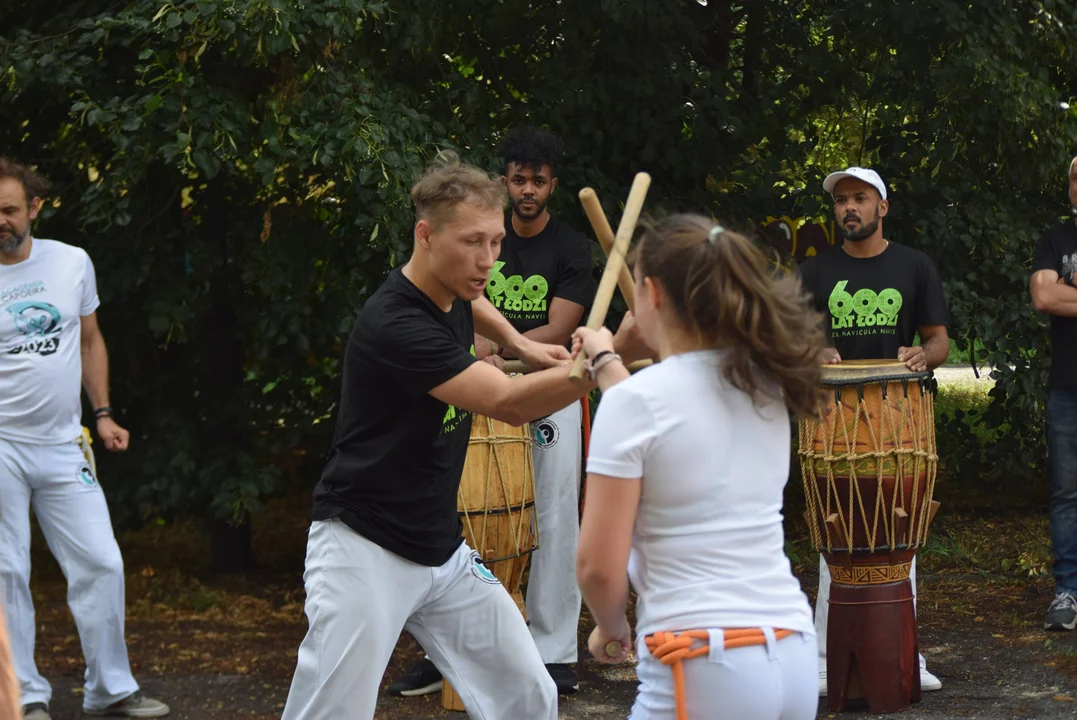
[644,628,796,720]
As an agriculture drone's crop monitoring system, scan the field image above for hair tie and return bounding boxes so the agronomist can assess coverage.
[707,224,724,246]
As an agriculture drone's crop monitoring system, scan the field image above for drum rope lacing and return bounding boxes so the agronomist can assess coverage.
[459,415,538,566]
[799,379,938,558]
[644,628,795,720]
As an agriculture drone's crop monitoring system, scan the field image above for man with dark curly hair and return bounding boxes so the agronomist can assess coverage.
[388,128,594,697]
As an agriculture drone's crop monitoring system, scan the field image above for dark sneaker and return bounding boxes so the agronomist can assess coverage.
[546,663,579,695]
[21,703,51,720]
[387,658,443,697]
[83,691,170,717]
[1046,590,1077,631]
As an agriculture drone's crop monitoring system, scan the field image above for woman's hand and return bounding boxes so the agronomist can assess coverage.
[588,620,632,664]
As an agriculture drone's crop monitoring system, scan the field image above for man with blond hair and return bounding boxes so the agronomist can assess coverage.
[280,153,648,720]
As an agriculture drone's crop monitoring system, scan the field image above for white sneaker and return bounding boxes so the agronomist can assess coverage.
[920,668,942,691]
[819,668,942,696]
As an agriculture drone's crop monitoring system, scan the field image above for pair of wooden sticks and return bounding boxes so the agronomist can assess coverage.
[569,173,651,379]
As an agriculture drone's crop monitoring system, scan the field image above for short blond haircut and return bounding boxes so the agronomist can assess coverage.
[410,151,507,228]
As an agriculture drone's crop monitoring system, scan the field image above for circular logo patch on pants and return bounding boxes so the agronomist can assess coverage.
[77,464,97,487]
[533,418,559,449]
[469,551,500,585]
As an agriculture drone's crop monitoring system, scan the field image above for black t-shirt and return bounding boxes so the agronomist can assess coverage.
[484,214,594,334]
[1032,220,1077,388]
[311,268,479,566]
[798,242,949,360]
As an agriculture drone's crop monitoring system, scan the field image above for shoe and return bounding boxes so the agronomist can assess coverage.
[1045,590,1077,631]
[920,668,942,691]
[819,668,941,696]
[21,703,50,720]
[83,691,170,717]
[386,658,443,697]
[546,663,579,695]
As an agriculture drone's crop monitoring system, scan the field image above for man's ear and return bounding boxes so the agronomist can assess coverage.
[28,196,41,222]
[550,177,559,195]
[415,218,434,250]
[878,198,889,218]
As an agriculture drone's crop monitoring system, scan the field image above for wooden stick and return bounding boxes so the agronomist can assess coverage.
[579,188,636,313]
[502,358,652,375]
[570,172,651,380]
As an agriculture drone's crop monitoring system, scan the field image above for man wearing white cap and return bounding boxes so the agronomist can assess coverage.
[798,166,950,696]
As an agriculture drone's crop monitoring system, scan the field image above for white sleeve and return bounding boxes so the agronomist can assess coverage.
[80,250,101,316]
[585,383,657,479]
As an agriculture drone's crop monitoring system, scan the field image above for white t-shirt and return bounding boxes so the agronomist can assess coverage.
[586,350,815,639]
[0,238,100,444]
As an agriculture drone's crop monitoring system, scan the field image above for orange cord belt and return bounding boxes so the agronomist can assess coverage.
[644,628,796,720]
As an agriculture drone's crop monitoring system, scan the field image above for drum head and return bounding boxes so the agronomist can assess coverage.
[819,359,930,386]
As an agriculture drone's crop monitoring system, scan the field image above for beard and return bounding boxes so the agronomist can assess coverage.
[0,225,29,254]
[511,195,548,220]
[839,208,881,242]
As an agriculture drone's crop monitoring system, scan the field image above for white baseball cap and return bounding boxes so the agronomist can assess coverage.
[822,167,887,200]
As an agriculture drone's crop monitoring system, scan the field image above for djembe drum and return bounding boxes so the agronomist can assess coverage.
[442,412,539,711]
[798,360,941,714]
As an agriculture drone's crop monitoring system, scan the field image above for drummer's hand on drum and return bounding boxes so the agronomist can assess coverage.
[898,345,927,372]
[588,620,632,665]
[820,347,842,364]
[571,326,615,360]
[514,337,571,370]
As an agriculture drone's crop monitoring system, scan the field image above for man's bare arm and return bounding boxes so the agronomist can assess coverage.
[430,361,594,427]
[1031,270,1077,317]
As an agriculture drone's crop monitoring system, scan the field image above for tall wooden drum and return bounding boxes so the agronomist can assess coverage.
[441,412,538,711]
[798,360,941,714]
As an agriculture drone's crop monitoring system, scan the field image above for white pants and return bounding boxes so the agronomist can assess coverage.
[281,519,557,720]
[526,401,583,665]
[630,628,818,720]
[815,554,927,671]
[0,437,139,711]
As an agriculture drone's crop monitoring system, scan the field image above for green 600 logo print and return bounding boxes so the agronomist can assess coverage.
[487,261,549,312]
[828,281,903,330]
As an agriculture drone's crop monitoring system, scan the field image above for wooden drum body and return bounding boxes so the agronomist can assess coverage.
[798,360,941,714]
[442,412,538,711]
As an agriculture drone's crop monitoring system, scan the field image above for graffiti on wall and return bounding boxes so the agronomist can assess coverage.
[761,215,837,263]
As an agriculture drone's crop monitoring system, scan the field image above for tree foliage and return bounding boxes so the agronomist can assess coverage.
[2,1,1075,533]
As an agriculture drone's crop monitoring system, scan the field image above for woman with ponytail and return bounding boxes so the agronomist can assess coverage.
[573,214,827,719]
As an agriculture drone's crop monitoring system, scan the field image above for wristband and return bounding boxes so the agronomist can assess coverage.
[94,406,114,420]
[586,352,622,382]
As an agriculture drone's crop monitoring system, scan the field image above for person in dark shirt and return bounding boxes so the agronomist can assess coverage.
[390,127,594,697]
[1030,154,1077,632]
[280,153,649,720]
[798,167,949,697]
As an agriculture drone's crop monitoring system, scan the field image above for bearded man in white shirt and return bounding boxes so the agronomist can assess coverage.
[0,158,169,720]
